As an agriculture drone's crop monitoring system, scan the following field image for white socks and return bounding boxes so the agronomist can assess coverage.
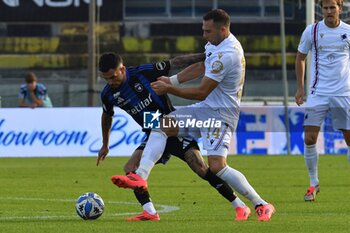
[347,146,350,162]
[304,144,319,186]
[217,166,267,207]
[135,130,168,180]
[231,197,246,208]
[143,202,157,215]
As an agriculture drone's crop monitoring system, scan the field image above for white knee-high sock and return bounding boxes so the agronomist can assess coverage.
[217,166,267,207]
[347,147,350,162]
[135,130,168,180]
[304,144,319,186]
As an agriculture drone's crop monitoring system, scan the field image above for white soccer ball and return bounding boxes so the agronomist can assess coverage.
[75,192,105,220]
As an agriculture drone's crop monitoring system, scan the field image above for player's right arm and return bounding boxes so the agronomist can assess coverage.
[158,61,205,87]
[97,111,112,166]
[295,51,307,106]
[295,24,313,106]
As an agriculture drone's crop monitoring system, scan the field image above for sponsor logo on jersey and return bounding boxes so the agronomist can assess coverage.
[127,94,153,115]
[156,61,166,70]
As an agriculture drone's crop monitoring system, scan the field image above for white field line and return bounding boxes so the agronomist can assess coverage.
[0,196,179,220]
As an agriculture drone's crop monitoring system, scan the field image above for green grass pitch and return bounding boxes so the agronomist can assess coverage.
[0,155,349,233]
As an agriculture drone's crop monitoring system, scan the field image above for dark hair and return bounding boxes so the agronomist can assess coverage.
[319,0,343,7]
[203,9,230,28]
[98,52,123,73]
[25,72,37,83]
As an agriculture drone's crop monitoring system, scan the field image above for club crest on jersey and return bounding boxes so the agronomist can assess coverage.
[156,61,166,70]
[211,60,223,74]
[134,83,144,92]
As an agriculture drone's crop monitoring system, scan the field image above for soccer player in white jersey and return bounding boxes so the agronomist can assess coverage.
[112,9,275,221]
[295,0,350,201]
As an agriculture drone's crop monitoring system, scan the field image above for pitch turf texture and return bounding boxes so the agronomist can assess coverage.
[1,155,349,233]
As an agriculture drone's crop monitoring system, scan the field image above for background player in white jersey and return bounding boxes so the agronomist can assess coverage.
[295,0,350,201]
[112,9,275,221]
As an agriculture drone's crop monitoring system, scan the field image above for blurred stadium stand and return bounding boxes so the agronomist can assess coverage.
[0,0,321,107]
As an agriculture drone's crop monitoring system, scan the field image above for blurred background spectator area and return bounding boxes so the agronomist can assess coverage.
[1,0,349,107]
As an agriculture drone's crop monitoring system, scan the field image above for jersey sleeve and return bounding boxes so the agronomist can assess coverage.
[140,61,171,82]
[36,84,48,100]
[101,93,114,116]
[18,85,26,98]
[205,53,232,82]
[298,24,313,54]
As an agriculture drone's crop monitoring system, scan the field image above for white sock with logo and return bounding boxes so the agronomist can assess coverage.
[217,166,267,207]
[304,144,319,186]
[136,130,168,180]
[143,202,157,215]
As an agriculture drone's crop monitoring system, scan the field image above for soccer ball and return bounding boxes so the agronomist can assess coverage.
[75,192,105,220]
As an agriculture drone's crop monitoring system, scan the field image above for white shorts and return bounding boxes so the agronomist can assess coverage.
[304,95,350,130]
[168,102,239,156]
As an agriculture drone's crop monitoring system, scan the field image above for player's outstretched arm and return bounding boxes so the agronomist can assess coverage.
[152,75,218,100]
[169,53,205,70]
[158,61,205,87]
[97,112,112,166]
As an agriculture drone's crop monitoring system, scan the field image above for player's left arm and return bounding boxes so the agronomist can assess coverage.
[152,75,218,100]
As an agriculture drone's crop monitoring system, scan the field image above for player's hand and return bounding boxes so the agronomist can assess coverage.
[151,80,169,95]
[157,76,171,84]
[295,88,304,106]
[97,145,109,166]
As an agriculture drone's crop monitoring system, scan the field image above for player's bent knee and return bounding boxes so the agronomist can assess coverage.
[208,156,227,174]
[304,136,317,145]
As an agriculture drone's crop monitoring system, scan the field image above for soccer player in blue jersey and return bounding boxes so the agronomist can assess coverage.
[96,52,248,221]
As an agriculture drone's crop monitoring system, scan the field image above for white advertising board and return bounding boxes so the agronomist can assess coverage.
[0,107,347,157]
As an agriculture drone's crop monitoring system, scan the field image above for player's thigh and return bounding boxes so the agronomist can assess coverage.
[202,120,232,174]
[330,96,350,130]
[169,106,201,139]
[304,95,329,127]
[200,115,233,157]
[183,148,208,178]
[165,136,208,177]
